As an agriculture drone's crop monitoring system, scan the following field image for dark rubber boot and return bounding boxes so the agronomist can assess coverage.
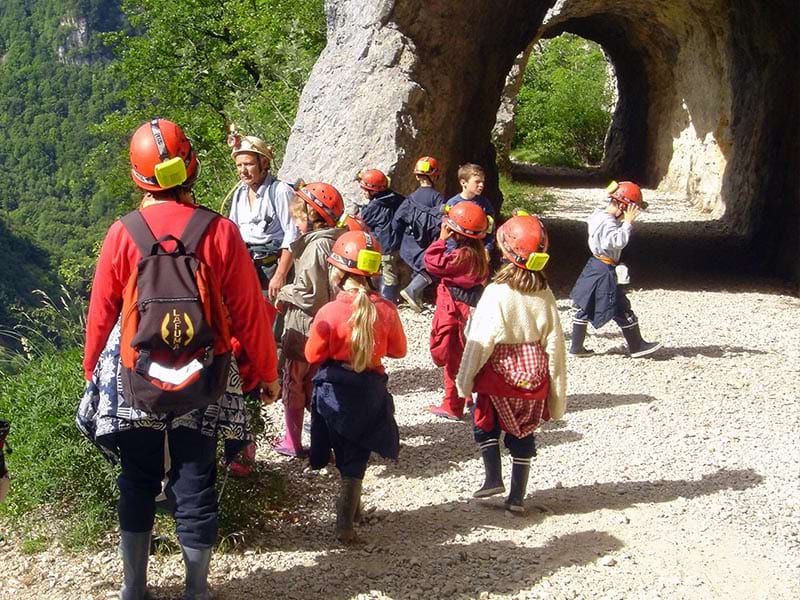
[504,458,531,513]
[181,545,212,600]
[621,323,662,358]
[119,530,151,600]
[336,477,362,544]
[381,283,400,304]
[400,271,432,312]
[569,321,594,357]
[473,440,505,498]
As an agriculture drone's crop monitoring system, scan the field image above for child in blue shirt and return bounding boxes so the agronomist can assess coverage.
[445,163,496,252]
[357,169,405,303]
[392,156,446,311]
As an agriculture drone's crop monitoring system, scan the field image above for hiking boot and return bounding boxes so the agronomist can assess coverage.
[473,440,504,498]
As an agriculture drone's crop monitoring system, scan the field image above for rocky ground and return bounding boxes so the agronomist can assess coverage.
[1,188,798,599]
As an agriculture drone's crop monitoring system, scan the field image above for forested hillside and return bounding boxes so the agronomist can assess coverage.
[0,0,325,332]
[0,0,127,323]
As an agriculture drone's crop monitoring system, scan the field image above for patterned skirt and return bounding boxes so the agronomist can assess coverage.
[474,342,550,439]
[76,323,252,464]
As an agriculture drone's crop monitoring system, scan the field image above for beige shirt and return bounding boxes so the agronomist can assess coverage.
[456,282,567,419]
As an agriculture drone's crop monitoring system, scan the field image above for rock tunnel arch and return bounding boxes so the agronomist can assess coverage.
[280,0,799,285]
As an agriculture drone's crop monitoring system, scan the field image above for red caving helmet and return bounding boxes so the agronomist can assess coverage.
[607,180,648,209]
[444,201,489,239]
[496,210,550,271]
[129,118,199,192]
[295,182,345,226]
[328,230,383,277]
[413,156,440,179]
[357,169,389,192]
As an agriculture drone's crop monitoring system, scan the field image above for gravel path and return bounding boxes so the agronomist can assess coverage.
[2,190,798,599]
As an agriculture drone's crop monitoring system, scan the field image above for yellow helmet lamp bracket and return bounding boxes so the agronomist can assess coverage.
[154,156,188,189]
[525,252,550,271]
[356,249,382,274]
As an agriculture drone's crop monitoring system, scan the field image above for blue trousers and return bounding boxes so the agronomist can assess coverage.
[116,426,218,548]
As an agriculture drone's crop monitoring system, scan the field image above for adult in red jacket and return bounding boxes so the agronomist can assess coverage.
[83,119,279,600]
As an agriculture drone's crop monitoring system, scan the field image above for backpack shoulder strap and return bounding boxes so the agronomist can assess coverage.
[180,206,220,254]
[121,210,157,257]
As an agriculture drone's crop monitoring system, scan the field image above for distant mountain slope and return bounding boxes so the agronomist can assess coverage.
[0,0,127,327]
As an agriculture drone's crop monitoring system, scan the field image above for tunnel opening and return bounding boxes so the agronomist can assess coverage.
[507,33,615,173]
[283,0,799,288]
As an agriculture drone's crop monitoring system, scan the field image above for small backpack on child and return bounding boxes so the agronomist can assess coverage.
[119,207,232,415]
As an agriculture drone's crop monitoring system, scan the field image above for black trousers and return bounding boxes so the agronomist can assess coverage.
[472,406,536,459]
[116,426,217,548]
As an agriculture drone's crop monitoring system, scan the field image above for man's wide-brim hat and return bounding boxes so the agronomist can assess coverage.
[230,135,274,161]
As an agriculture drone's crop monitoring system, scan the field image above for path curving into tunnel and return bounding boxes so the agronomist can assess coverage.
[281,0,799,287]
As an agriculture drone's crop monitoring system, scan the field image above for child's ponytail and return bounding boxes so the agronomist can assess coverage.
[348,285,377,373]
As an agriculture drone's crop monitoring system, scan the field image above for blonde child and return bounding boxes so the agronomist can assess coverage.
[425,201,491,420]
[456,212,566,513]
[305,230,407,543]
[273,183,345,457]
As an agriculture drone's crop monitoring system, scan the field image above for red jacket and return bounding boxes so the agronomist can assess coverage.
[423,239,487,366]
[305,290,407,373]
[83,201,278,388]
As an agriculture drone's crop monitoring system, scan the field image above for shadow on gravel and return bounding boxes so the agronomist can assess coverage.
[210,530,623,600]
[388,365,442,394]
[645,345,768,360]
[209,468,760,599]
[567,393,657,412]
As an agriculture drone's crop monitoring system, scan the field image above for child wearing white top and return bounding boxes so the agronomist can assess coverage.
[456,211,566,513]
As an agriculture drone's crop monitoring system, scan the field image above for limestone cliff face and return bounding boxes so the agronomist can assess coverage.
[281,0,799,281]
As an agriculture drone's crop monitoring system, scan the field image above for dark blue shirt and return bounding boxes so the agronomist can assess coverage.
[360,189,405,252]
[392,186,445,273]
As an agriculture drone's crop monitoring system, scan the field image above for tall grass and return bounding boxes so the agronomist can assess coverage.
[0,289,289,550]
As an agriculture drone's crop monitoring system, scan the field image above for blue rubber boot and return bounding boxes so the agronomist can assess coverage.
[181,545,212,600]
[381,283,400,304]
[119,530,151,600]
[399,271,432,312]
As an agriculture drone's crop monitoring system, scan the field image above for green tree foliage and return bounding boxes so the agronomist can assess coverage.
[0,0,127,328]
[513,34,614,168]
[97,0,326,209]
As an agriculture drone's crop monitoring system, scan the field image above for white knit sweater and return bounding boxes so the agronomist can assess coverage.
[456,282,567,420]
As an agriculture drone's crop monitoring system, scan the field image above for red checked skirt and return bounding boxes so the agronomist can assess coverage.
[473,342,551,438]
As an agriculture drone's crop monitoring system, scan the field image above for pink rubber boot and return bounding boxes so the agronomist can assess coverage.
[273,407,307,457]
